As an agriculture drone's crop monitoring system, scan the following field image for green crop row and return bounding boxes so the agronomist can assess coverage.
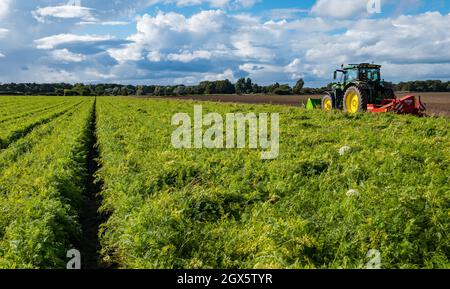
[96,97,449,269]
[0,98,94,268]
[0,100,69,124]
[0,96,68,118]
[0,98,84,149]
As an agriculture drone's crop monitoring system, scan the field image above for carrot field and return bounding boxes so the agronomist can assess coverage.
[0,96,449,269]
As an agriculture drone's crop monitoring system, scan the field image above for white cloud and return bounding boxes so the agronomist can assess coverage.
[237,0,259,7]
[35,34,114,49]
[304,12,450,66]
[173,0,259,8]
[107,10,229,63]
[0,28,8,38]
[167,50,212,62]
[51,49,87,62]
[84,68,116,80]
[15,66,79,83]
[174,68,236,84]
[107,10,276,64]
[0,1,449,85]
[236,11,450,84]
[147,51,162,62]
[203,68,235,81]
[311,0,368,18]
[103,9,450,85]
[263,17,347,33]
[0,63,121,84]
[108,43,143,63]
[33,5,96,23]
[239,58,307,82]
[310,0,421,19]
[232,40,276,61]
[0,0,11,19]
[381,62,450,81]
[0,52,4,58]
[77,21,129,26]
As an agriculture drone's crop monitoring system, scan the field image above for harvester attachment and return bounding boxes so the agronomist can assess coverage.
[367,95,426,116]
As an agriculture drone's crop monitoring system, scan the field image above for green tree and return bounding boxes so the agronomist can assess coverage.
[111,87,120,96]
[293,78,305,95]
[273,84,292,95]
[173,85,186,95]
[215,80,235,94]
[73,83,91,96]
[95,85,105,96]
[245,78,253,93]
[266,82,280,94]
[235,78,246,95]
[136,85,145,96]
[252,83,260,94]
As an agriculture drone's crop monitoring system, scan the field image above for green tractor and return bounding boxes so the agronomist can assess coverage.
[322,63,395,113]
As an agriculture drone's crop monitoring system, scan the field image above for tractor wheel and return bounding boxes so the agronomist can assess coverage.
[384,88,395,99]
[343,86,368,114]
[322,93,334,112]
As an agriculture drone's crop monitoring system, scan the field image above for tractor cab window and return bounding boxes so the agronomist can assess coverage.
[338,72,344,82]
[344,69,358,83]
[359,68,380,82]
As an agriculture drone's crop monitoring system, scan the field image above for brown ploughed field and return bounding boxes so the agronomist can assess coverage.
[151,92,450,116]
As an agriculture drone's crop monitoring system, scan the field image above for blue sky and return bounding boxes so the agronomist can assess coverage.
[0,0,449,86]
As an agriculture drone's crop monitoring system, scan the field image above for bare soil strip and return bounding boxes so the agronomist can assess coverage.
[143,92,450,116]
[79,99,106,269]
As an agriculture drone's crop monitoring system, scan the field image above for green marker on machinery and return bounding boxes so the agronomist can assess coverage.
[306,98,321,110]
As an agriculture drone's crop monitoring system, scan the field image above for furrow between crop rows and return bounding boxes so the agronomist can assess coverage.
[77,98,108,269]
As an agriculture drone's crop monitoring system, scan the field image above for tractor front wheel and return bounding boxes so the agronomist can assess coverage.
[343,86,368,114]
[322,94,334,112]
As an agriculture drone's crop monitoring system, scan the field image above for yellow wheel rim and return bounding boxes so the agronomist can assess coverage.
[346,92,359,113]
[323,99,332,111]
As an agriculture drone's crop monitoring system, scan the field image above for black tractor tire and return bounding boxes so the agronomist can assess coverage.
[334,90,343,109]
[343,86,368,113]
[321,93,334,111]
[384,88,395,99]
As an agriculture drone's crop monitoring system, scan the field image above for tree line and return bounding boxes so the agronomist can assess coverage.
[394,80,450,92]
[0,79,449,96]
[0,79,317,96]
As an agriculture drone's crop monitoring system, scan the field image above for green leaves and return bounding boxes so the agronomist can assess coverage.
[0,97,93,268]
[2,95,447,268]
[95,97,449,269]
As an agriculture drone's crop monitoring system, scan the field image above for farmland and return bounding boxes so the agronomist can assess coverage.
[0,95,449,269]
[0,96,93,268]
[156,92,450,117]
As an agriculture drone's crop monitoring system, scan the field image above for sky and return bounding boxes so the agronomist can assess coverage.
[0,0,449,87]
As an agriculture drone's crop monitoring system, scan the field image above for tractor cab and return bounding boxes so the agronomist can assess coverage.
[333,63,381,86]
